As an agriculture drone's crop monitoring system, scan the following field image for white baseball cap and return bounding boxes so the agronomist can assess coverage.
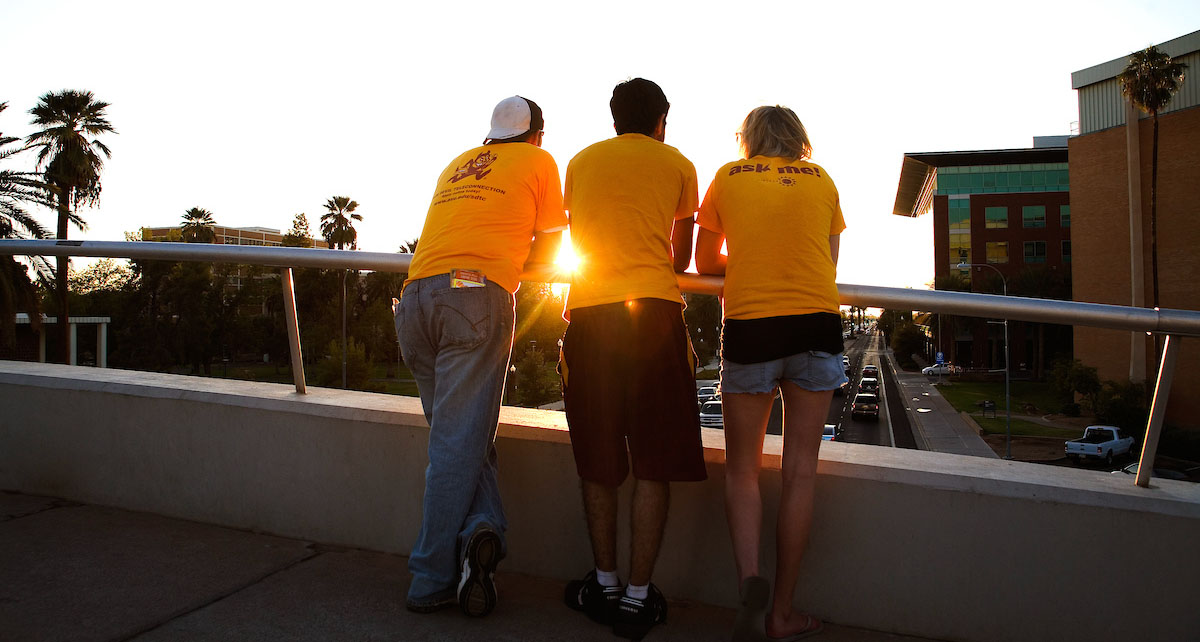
[485,96,544,142]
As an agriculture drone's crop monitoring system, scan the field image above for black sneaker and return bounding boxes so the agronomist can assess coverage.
[457,526,501,617]
[564,569,623,625]
[612,584,668,640]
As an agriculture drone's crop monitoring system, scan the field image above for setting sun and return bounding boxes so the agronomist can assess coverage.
[551,231,582,297]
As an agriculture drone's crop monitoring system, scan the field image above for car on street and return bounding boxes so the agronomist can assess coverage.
[699,400,723,429]
[861,364,880,380]
[852,393,879,420]
[859,377,879,394]
[833,380,849,396]
[822,424,838,441]
[697,385,720,405]
[921,364,958,376]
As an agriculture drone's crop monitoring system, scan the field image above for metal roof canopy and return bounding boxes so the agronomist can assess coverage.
[1071,29,1200,89]
[892,147,1067,218]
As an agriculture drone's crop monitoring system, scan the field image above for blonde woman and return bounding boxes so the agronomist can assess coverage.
[696,106,847,641]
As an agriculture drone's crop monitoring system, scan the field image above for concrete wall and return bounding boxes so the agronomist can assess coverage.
[2,362,1198,642]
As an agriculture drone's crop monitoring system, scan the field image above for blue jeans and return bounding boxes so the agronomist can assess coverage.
[396,273,513,601]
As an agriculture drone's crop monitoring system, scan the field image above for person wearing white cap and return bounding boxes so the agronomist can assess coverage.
[397,95,566,618]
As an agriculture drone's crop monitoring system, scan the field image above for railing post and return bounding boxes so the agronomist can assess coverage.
[281,268,306,394]
[1135,334,1178,487]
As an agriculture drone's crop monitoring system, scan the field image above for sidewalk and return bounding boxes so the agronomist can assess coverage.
[0,491,934,642]
[882,349,998,459]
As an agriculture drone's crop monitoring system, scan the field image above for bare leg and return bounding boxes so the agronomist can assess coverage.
[582,480,618,573]
[767,382,832,638]
[628,479,669,586]
[721,391,776,582]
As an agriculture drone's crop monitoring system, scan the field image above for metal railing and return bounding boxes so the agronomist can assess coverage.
[3,238,1197,488]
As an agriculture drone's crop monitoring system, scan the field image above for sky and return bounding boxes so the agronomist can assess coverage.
[3,0,1198,291]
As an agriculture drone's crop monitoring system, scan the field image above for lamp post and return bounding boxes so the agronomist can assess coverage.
[958,262,1011,460]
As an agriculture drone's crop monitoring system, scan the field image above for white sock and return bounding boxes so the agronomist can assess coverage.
[596,568,620,587]
[625,583,649,600]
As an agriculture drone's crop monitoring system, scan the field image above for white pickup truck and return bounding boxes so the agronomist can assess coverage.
[1065,425,1135,464]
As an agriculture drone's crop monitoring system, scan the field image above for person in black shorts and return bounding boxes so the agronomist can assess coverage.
[558,78,707,641]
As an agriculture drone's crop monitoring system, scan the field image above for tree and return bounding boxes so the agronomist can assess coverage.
[399,237,419,253]
[1,101,56,345]
[26,90,116,363]
[319,196,361,250]
[319,196,362,387]
[180,207,216,243]
[281,213,314,248]
[1119,46,1187,315]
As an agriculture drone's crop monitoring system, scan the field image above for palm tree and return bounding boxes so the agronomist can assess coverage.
[1119,46,1187,314]
[319,195,361,388]
[319,196,361,250]
[180,207,217,243]
[25,90,116,363]
[1,101,57,348]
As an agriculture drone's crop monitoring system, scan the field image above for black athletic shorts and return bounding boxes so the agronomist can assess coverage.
[559,298,708,486]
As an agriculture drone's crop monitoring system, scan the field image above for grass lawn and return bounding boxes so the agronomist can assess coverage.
[936,380,1064,417]
[972,416,1080,439]
[187,361,421,396]
[937,380,1082,439]
[696,367,719,380]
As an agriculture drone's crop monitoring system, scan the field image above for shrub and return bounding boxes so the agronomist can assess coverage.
[1095,379,1148,432]
[314,338,380,391]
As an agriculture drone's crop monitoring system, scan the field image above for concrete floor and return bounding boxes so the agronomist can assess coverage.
[0,491,938,642]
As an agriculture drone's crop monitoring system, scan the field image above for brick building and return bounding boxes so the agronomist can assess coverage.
[893,143,1072,375]
[1069,30,1200,429]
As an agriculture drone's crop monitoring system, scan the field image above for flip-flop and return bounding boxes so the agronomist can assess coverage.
[767,614,824,641]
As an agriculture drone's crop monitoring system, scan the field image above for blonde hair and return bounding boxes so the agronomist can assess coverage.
[738,105,812,161]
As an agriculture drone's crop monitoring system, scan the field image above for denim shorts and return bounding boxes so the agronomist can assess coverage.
[721,350,848,394]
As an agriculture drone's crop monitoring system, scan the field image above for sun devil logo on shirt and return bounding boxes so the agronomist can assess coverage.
[449,151,498,183]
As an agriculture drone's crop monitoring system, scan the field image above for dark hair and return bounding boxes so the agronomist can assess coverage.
[610,78,669,136]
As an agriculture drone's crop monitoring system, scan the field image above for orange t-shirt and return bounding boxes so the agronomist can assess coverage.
[697,156,845,320]
[563,134,698,311]
[407,143,566,293]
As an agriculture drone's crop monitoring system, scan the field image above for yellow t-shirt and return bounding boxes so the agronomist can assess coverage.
[407,143,567,293]
[564,134,698,311]
[697,156,846,320]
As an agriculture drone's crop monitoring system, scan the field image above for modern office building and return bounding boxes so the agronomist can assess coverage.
[893,142,1072,375]
[1069,29,1200,429]
[142,225,328,249]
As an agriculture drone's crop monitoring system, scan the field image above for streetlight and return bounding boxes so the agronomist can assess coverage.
[958,262,1011,460]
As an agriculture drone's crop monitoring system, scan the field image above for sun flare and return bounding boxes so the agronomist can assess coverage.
[551,233,582,297]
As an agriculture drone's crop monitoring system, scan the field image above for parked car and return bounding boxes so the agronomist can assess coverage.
[822,424,838,441]
[1112,462,1188,481]
[921,364,958,376]
[1065,425,1135,464]
[861,364,880,380]
[697,385,719,405]
[859,377,879,394]
[699,400,723,429]
[851,393,879,420]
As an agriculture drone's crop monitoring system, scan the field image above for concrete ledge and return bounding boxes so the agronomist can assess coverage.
[2,361,1198,642]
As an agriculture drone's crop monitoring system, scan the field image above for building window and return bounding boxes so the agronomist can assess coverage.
[949,236,971,268]
[1060,205,1070,228]
[1062,240,1071,262]
[985,207,1008,229]
[986,241,1009,264]
[1024,241,1047,263]
[1022,205,1046,228]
